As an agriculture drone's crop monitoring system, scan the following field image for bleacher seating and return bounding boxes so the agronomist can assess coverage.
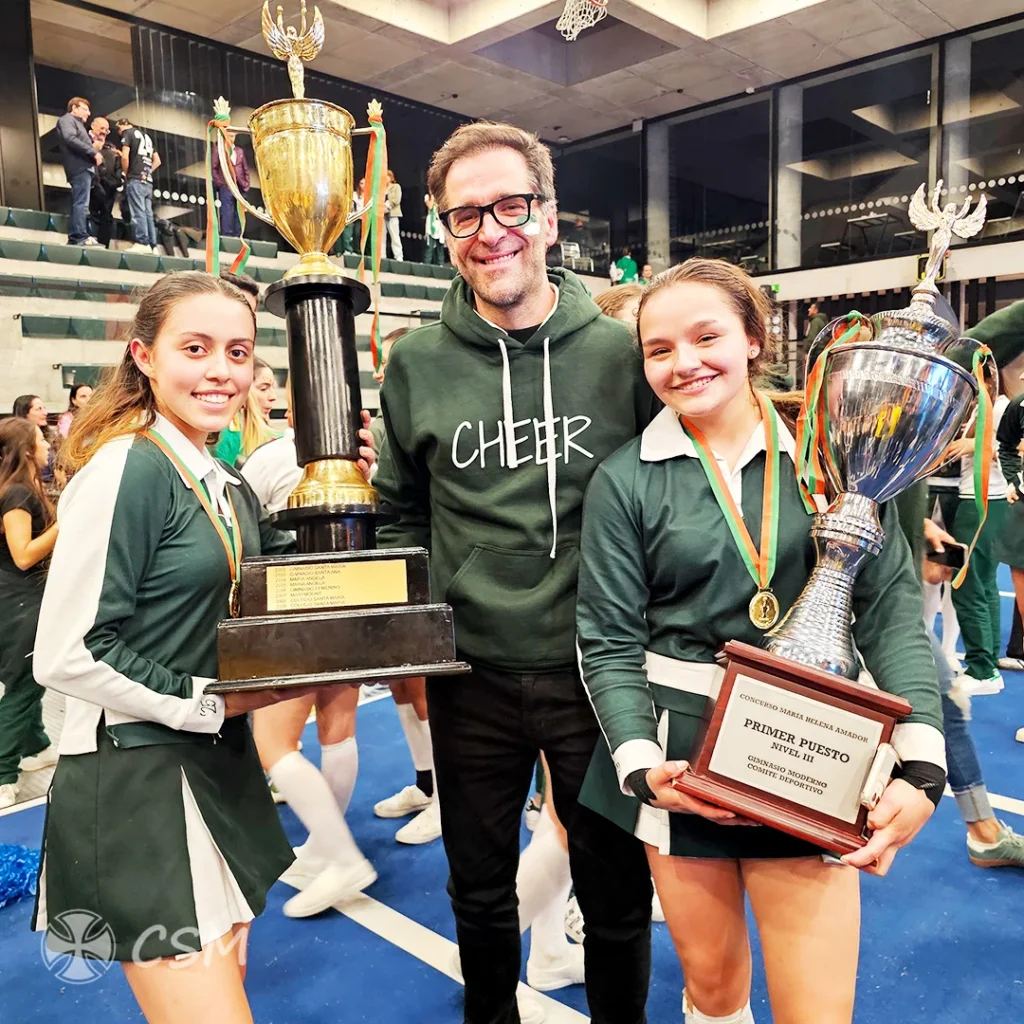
[0,206,602,414]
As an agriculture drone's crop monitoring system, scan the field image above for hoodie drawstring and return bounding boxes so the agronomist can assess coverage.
[542,337,557,559]
[496,336,559,560]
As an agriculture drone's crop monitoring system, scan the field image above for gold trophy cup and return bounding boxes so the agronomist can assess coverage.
[216,1,375,279]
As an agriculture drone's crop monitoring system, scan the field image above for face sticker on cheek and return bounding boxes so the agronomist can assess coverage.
[521,214,541,237]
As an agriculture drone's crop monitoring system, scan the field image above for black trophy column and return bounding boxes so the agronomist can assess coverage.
[263,274,376,552]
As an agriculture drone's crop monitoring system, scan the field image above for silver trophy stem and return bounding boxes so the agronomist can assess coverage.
[765,493,883,680]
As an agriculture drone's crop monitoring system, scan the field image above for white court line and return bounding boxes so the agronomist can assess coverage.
[1000,591,1015,598]
[946,785,1024,818]
[332,893,591,1023]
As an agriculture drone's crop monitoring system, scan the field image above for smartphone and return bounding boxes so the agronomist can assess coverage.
[925,544,966,571]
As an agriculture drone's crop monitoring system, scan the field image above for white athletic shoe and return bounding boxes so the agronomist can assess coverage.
[374,784,432,819]
[278,847,326,890]
[19,745,59,772]
[395,800,442,844]
[126,242,152,253]
[527,944,585,991]
[282,857,377,918]
[0,783,18,810]
[652,890,665,923]
[957,671,1004,696]
[564,895,584,944]
[1016,727,1024,744]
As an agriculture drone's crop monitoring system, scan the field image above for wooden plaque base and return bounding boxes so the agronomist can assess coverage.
[671,641,911,855]
[213,547,470,693]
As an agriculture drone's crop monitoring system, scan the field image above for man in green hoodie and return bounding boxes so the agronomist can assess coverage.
[375,122,658,1024]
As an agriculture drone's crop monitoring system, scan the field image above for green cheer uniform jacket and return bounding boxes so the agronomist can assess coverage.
[375,267,660,671]
[575,405,945,857]
[32,414,295,961]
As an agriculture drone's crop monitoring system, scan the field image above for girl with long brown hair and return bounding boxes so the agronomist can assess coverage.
[32,271,315,1024]
[0,417,58,808]
[213,356,278,467]
[575,258,945,1024]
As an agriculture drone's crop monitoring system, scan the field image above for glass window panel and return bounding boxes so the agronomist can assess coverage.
[663,98,771,275]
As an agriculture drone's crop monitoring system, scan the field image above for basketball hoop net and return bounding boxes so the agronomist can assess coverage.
[556,0,609,41]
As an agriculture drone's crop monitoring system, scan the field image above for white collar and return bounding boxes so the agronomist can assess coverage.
[150,413,241,489]
[639,403,798,466]
[475,282,559,337]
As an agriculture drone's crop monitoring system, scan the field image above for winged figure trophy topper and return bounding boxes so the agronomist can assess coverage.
[261,0,325,100]
[909,180,987,296]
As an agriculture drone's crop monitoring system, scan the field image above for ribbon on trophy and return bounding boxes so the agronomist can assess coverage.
[795,312,867,512]
[952,344,994,589]
[204,97,251,277]
[358,100,387,372]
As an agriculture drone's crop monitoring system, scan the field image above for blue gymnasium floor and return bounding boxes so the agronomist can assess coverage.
[2,575,1024,1022]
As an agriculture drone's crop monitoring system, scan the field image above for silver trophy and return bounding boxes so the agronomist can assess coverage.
[765,181,989,679]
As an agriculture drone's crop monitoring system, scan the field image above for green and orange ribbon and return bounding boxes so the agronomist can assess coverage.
[795,312,866,511]
[953,345,994,589]
[680,392,781,603]
[204,115,250,277]
[143,428,243,616]
[358,102,388,372]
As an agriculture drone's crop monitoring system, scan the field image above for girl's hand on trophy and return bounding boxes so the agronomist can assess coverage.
[840,778,934,876]
[648,762,740,821]
[224,687,319,717]
[357,409,376,483]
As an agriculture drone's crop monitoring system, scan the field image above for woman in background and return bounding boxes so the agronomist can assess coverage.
[57,383,94,438]
[0,418,58,809]
[214,356,277,467]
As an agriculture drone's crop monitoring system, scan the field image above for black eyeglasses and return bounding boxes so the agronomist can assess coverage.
[439,193,547,238]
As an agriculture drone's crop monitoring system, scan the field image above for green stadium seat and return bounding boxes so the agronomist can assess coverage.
[122,252,161,273]
[378,258,394,275]
[81,248,124,270]
[404,283,428,300]
[391,260,414,276]
[255,266,285,284]
[41,244,84,266]
[21,314,70,337]
[429,264,454,280]
[219,236,242,254]
[0,240,42,262]
[380,281,404,299]
[8,209,51,231]
[49,213,70,235]
[63,364,110,387]
[72,318,111,341]
[0,207,10,227]
[342,253,361,271]
[190,259,205,272]
[1,283,33,298]
[159,256,193,273]
[256,327,287,346]
[410,263,432,278]
[249,239,277,259]
[35,284,73,300]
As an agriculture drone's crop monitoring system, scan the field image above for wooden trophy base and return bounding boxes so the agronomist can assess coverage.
[671,641,911,855]
[210,547,471,694]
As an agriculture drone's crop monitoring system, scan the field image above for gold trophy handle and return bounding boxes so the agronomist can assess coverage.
[344,195,373,228]
[216,132,276,228]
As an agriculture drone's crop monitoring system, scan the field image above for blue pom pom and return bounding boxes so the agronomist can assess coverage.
[0,843,41,909]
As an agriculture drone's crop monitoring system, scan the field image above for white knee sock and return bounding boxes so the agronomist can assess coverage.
[516,802,573,937]
[940,583,961,661]
[683,991,755,1024]
[320,737,358,815]
[269,750,363,866]
[922,581,941,632]
[396,703,433,774]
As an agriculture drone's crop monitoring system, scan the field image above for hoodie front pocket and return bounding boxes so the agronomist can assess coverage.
[444,543,580,667]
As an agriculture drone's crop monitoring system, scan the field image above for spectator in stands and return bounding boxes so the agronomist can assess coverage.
[56,97,102,248]
[384,169,404,261]
[56,384,94,439]
[611,246,638,285]
[369,326,412,450]
[639,263,653,285]
[339,178,364,255]
[213,356,277,467]
[88,117,122,249]
[805,300,828,342]
[423,194,445,265]
[0,418,59,810]
[211,129,250,238]
[13,395,54,485]
[117,117,161,254]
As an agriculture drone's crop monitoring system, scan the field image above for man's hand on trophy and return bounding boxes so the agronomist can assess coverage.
[357,409,376,482]
[840,778,934,876]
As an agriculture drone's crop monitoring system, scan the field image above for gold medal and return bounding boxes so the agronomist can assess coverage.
[748,589,780,630]
[229,581,240,618]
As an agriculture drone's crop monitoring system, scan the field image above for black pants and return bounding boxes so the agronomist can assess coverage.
[427,662,652,1024]
[1009,603,1023,659]
[89,186,116,247]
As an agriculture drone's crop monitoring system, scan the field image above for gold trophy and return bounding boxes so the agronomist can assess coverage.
[208,2,470,695]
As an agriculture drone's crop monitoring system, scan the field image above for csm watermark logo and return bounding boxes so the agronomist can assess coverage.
[41,910,116,984]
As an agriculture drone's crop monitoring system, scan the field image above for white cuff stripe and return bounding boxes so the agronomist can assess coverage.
[892,722,947,773]
[612,738,665,796]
